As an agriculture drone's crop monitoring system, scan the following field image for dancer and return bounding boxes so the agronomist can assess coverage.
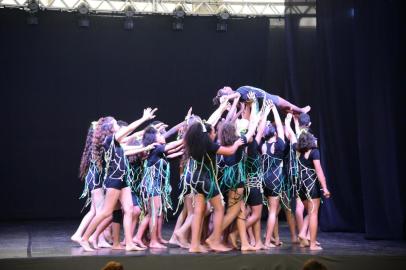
[184,120,244,253]
[71,122,107,247]
[285,113,330,250]
[244,98,272,250]
[140,125,183,249]
[217,93,261,251]
[79,108,158,252]
[213,86,310,114]
[261,101,286,248]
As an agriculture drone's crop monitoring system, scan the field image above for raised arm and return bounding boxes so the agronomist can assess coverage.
[284,113,297,144]
[293,114,300,137]
[254,101,271,144]
[120,130,144,145]
[115,108,157,142]
[164,107,192,138]
[163,139,183,152]
[231,102,245,122]
[207,98,230,126]
[270,102,284,141]
[225,94,240,122]
[216,138,244,156]
[124,144,156,156]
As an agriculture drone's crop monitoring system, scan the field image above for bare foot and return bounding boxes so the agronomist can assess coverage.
[112,244,124,250]
[175,231,190,249]
[240,244,256,251]
[301,106,311,114]
[264,242,276,248]
[98,239,112,248]
[307,238,321,246]
[291,236,299,244]
[168,235,180,246]
[205,238,232,252]
[79,240,95,252]
[159,238,169,244]
[310,245,323,251]
[253,242,269,250]
[298,235,310,247]
[149,241,167,249]
[126,244,147,251]
[189,245,208,253]
[89,236,99,250]
[133,237,147,248]
[228,232,238,250]
[70,235,81,244]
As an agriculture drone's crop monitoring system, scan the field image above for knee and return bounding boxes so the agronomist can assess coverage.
[133,207,141,217]
[123,205,134,216]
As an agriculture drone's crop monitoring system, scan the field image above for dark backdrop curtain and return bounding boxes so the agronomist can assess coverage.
[316,0,404,239]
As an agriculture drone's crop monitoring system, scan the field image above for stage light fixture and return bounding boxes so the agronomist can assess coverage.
[216,8,230,32]
[77,2,90,28]
[26,0,39,25]
[123,5,136,30]
[172,5,185,31]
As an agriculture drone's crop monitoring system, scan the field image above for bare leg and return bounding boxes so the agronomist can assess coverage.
[120,187,146,251]
[111,219,123,249]
[189,194,208,253]
[130,206,141,241]
[80,188,121,251]
[285,208,298,243]
[264,197,279,247]
[206,195,231,252]
[245,204,264,250]
[169,204,187,246]
[133,214,149,248]
[298,200,310,247]
[158,215,168,244]
[307,199,321,250]
[295,198,305,233]
[175,195,193,248]
[149,196,166,249]
[276,96,310,114]
[222,188,244,230]
[235,203,255,251]
[71,204,95,243]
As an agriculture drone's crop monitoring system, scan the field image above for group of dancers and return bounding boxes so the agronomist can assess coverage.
[71,86,331,253]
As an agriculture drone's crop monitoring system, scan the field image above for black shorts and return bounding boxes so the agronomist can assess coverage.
[132,193,140,206]
[298,180,321,201]
[104,178,129,190]
[191,171,220,199]
[263,175,282,198]
[246,187,263,206]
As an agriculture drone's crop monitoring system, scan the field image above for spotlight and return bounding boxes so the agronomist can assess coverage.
[77,2,89,15]
[77,2,90,28]
[172,5,185,31]
[123,5,136,30]
[26,0,39,25]
[27,0,39,13]
[173,5,186,19]
[216,8,230,32]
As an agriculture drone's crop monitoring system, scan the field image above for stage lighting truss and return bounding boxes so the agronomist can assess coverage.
[0,0,315,17]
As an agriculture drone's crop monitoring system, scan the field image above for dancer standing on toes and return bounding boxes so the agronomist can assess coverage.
[213,86,311,114]
[285,114,330,250]
[184,121,244,253]
[79,108,158,252]
[261,101,286,248]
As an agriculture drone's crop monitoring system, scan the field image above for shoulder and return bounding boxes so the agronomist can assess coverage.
[310,148,320,160]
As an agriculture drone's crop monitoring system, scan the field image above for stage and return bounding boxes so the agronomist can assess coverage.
[1,220,405,270]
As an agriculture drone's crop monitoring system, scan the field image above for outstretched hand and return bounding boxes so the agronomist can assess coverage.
[247,91,256,102]
[285,113,293,123]
[143,107,158,120]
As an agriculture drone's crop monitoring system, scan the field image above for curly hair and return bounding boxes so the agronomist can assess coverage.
[184,122,213,161]
[78,123,95,180]
[219,121,239,146]
[296,131,317,153]
[92,116,116,171]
